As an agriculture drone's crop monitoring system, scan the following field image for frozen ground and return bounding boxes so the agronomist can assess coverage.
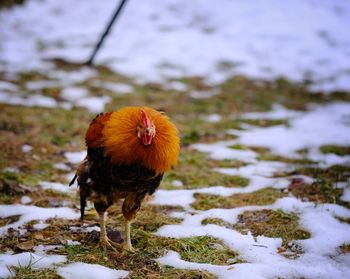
[1,0,350,90]
[1,101,350,278]
[1,0,350,278]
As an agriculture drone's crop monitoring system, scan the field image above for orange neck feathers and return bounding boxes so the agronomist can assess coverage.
[102,107,180,174]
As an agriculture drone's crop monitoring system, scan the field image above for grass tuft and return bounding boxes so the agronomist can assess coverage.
[235,209,310,248]
[320,145,350,156]
[192,188,286,210]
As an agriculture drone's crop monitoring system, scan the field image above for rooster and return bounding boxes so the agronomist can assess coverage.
[70,107,179,251]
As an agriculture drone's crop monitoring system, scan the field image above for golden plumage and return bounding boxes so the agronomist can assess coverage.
[102,106,180,174]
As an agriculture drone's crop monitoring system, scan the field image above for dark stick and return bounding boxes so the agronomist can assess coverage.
[85,0,129,65]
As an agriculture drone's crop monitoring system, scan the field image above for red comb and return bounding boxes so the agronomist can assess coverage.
[140,109,151,128]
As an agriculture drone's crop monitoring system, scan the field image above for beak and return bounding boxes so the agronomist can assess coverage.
[142,134,153,145]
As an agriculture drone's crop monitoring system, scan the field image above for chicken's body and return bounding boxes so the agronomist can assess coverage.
[72,107,179,251]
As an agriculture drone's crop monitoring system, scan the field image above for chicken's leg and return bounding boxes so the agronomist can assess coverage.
[98,212,121,251]
[123,219,134,252]
[122,192,147,252]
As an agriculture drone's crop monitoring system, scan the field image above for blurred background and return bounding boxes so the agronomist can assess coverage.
[1,0,350,89]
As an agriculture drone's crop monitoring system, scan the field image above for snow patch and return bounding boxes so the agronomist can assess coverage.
[2,0,350,89]
[192,141,257,163]
[65,151,86,164]
[341,186,350,202]
[20,196,32,205]
[91,80,133,94]
[0,91,58,108]
[0,204,79,235]
[172,180,184,187]
[21,144,33,153]
[54,162,71,171]
[203,114,222,123]
[60,87,88,102]
[156,197,350,279]
[76,96,111,113]
[164,81,187,91]
[57,262,129,279]
[231,102,350,161]
[0,252,66,278]
[241,104,302,120]
[39,181,75,193]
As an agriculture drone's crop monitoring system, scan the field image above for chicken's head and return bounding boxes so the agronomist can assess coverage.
[137,109,156,146]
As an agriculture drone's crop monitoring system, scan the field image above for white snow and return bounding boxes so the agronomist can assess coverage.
[190,90,219,99]
[0,252,66,278]
[33,222,49,230]
[0,204,79,235]
[164,81,187,92]
[203,114,222,123]
[57,262,129,279]
[39,181,75,193]
[341,186,350,202]
[0,91,58,108]
[152,163,291,208]
[172,180,184,187]
[1,0,350,90]
[54,162,71,171]
[64,151,86,164]
[60,87,88,102]
[26,80,62,91]
[21,144,33,153]
[60,87,110,113]
[33,244,62,255]
[214,161,289,178]
[307,149,350,168]
[91,80,133,94]
[240,104,302,120]
[66,240,81,246]
[76,96,111,113]
[69,225,100,233]
[20,196,32,204]
[156,197,350,279]
[0,81,17,91]
[230,102,350,160]
[48,68,97,85]
[192,141,257,163]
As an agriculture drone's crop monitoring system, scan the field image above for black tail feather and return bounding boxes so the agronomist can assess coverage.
[69,174,78,186]
[80,194,86,221]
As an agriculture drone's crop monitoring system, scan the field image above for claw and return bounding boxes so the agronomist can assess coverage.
[99,237,121,251]
[123,242,136,253]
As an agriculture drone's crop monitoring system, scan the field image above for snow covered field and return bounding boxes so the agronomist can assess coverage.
[1,101,349,278]
[1,0,350,90]
[1,0,350,278]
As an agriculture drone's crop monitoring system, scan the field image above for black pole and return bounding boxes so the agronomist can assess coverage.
[86,0,129,65]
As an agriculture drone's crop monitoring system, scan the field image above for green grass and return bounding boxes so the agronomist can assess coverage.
[201,218,233,229]
[161,148,249,189]
[192,188,286,210]
[8,267,60,279]
[240,118,288,127]
[320,145,350,156]
[340,243,350,254]
[290,166,350,207]
[57,231,234,277]
[235,209,310,248]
